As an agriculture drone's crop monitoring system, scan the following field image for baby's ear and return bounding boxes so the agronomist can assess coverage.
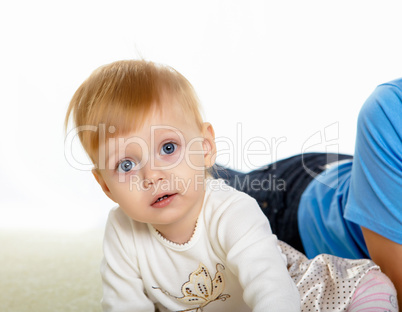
[92,168,116,202]
[201,122,217,168]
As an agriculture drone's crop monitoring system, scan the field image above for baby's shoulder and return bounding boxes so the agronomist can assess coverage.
[106,206,147,235]
[206,179,257,205]
[204,179,260,222]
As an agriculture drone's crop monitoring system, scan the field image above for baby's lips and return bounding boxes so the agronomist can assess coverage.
[151,193,178,208]
[151,192,177,205]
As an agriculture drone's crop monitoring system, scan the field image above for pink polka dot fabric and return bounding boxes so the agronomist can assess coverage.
[278,241,398,311]
[348,270,398,312]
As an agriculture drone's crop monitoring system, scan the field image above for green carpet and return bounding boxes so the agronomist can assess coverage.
[0,229,103,312]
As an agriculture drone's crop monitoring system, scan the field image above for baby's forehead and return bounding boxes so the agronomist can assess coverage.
[97,97,202,149]
[111,111,200,140]
[144,102,200,130]
[103,123,199,159]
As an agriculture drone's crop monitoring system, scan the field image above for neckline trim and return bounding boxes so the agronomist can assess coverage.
[147,220,202,251]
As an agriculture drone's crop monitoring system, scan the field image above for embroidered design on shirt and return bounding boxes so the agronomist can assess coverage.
[153,262,230,312]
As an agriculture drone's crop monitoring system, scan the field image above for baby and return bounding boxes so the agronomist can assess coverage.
[65,60,300,311]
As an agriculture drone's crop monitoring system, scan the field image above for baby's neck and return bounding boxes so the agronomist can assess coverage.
[153,218,198,245]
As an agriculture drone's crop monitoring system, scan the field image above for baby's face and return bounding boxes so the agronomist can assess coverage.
[94,100,214,233]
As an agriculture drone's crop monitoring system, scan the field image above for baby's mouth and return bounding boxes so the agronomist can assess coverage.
[151,193,178,207]
[154,194,171,203]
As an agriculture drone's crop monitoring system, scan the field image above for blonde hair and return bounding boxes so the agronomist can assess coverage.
[65,60,204,164]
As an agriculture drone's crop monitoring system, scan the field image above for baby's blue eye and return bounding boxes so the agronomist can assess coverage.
[117,160,136,173]
[161,142,177,155]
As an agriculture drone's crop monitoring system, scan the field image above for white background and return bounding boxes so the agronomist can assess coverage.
[1,0,402,230]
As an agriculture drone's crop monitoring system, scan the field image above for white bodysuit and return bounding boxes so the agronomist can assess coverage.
[101,179,300,312]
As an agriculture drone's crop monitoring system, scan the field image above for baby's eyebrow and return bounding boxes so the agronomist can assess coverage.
[100,128,186,168]
[152,127,183,135]
[102,140,141,167]
[151,128,186,141]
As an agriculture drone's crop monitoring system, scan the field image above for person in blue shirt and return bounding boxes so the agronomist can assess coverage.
[214,78,402,308]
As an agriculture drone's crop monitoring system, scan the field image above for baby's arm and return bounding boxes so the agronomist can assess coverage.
[215,195,300,311]
[101,208,155,312]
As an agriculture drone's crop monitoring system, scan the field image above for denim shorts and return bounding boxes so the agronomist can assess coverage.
[212,153,353,253]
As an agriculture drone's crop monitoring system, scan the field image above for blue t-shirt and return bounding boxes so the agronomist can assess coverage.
[298,78,402,259]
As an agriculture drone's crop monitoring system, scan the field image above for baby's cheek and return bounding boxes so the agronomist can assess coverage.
[169,153,183,167]
[185,151,207,170]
